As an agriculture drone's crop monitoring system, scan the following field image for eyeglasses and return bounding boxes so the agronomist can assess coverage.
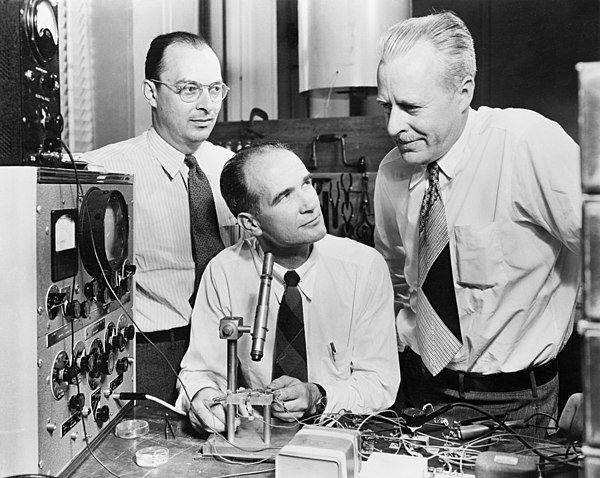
[150,79,230,103]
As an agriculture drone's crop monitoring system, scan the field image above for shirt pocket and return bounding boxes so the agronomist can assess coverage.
[454,223,507,289]
[319,342,352,380]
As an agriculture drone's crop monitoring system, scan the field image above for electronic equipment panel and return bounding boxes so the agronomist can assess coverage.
[0,167,135,477]
[0,0,63,167]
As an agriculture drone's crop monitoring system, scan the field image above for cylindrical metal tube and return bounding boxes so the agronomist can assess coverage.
[227,339,237,442]
[298,0,410,92]
[263,404,271,446]
[251,252,274,361]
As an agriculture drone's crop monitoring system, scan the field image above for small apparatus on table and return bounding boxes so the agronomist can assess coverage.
[201,252,300,459]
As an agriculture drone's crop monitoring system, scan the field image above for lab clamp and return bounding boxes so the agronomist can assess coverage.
[217,252,275,445]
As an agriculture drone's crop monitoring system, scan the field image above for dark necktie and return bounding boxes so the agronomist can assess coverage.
[184,154,224,305]
[416,161,462,376]
[272,270,308,382]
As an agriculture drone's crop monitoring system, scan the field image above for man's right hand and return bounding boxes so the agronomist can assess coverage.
[188,387,226,434]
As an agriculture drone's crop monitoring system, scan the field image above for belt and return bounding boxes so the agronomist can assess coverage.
[435,360,558,394]
[136,325,190,345]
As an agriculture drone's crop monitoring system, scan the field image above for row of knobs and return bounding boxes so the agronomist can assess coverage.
[24,69,59,93]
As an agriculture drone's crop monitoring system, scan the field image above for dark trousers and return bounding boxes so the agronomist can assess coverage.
[135,325,190,404]
[396,348,559,439]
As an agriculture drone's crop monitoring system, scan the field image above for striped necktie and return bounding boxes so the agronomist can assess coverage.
[184,154,224,305]
[416,161,462,376]
[273,270,308,382]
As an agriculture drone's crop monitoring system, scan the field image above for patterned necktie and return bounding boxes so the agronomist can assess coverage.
[273,270,308,382]
[184,154,224,305]
[416,161,462,376]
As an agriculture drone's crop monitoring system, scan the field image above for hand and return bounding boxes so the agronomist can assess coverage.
[267,376,319,422]
[188,387,227,434]
[558,393,584,441]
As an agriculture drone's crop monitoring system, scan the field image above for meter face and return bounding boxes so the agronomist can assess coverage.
[27,0,59,64]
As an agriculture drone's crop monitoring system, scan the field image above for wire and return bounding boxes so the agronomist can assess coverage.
[61,146,121,478]
[211,469,276,478]
[114,392,186,416]
[414,401,581,468]
[70,321,121,478]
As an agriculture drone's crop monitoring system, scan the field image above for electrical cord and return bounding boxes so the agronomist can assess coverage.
[415,402,581,469]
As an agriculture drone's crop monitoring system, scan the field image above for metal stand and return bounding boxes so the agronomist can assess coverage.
[220,317,273,442]
[199,317,299,460]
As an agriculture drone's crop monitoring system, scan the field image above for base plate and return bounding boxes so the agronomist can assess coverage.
[200,417,301,461]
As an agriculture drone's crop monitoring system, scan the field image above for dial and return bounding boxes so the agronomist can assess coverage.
[25,0,59,65]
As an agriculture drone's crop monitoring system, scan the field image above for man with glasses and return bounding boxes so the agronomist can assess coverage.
[85,31,242,404]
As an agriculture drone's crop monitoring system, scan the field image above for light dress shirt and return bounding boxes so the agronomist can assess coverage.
[374,106,582,374]
[176,235,400,416]
[84,128,242,332]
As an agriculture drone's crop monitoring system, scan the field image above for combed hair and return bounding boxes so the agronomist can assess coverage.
[378,11,476,91]
[220,142,292,217]
[145,31,209,80]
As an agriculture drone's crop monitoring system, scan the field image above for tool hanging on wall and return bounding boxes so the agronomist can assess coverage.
[313,178,331,233]
[308,133,368,170]
[340,172,354,237]
[329,180,340,230]
[354,160,374,246]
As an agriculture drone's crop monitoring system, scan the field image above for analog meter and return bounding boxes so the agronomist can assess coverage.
[25,0,59,65]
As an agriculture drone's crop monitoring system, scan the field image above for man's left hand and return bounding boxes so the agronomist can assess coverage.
[267,376,319,421]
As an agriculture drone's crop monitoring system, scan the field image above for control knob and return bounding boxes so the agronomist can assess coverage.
[111,333,125,351]
[69,393,86,412]
[123,325,135,341]
[95,405,110,424]
[115,357,129,375]
[98,351,115,375]
[64,300,81,320]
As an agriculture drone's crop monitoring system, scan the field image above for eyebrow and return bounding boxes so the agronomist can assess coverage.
[270,186,294,206]
[269,173,312,206]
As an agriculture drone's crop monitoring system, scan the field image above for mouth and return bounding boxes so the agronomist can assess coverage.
[191,118,214,127]
[394,136,419,146]
[394,137,423,152]
[301,215,322,228]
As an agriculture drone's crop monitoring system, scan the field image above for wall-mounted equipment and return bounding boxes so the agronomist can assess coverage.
[0,0,64,167]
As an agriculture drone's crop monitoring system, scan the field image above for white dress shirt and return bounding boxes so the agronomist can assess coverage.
[176,235,400,416]
[84,128,241,332]
[374,106,582,373]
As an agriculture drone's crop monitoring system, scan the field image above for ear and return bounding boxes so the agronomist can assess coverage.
[238,212,262,237]
[457,75,474,112]
[143,80,158,108]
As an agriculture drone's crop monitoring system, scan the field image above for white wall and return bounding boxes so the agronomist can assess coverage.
[223,0,278,121]
[89,0,199,148]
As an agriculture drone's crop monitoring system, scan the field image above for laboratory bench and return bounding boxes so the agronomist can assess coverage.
[61,401,581,478]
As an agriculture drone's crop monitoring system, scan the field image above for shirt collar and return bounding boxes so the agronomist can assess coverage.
[249,237,318,302]
[408,107,474,190]
[146,127,188,180]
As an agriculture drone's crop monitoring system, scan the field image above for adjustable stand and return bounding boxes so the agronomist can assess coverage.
[199,317,299,460]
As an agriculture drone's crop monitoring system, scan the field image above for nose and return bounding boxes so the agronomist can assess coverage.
[195,87,213,109]
[299,187,319,213]
[386,105,409,138]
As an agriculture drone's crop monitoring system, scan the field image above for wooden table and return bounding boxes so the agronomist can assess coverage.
[62,402,581,478]
[63,402,280,478]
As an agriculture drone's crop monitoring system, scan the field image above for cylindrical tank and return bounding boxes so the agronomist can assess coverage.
[298,0,411,93]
